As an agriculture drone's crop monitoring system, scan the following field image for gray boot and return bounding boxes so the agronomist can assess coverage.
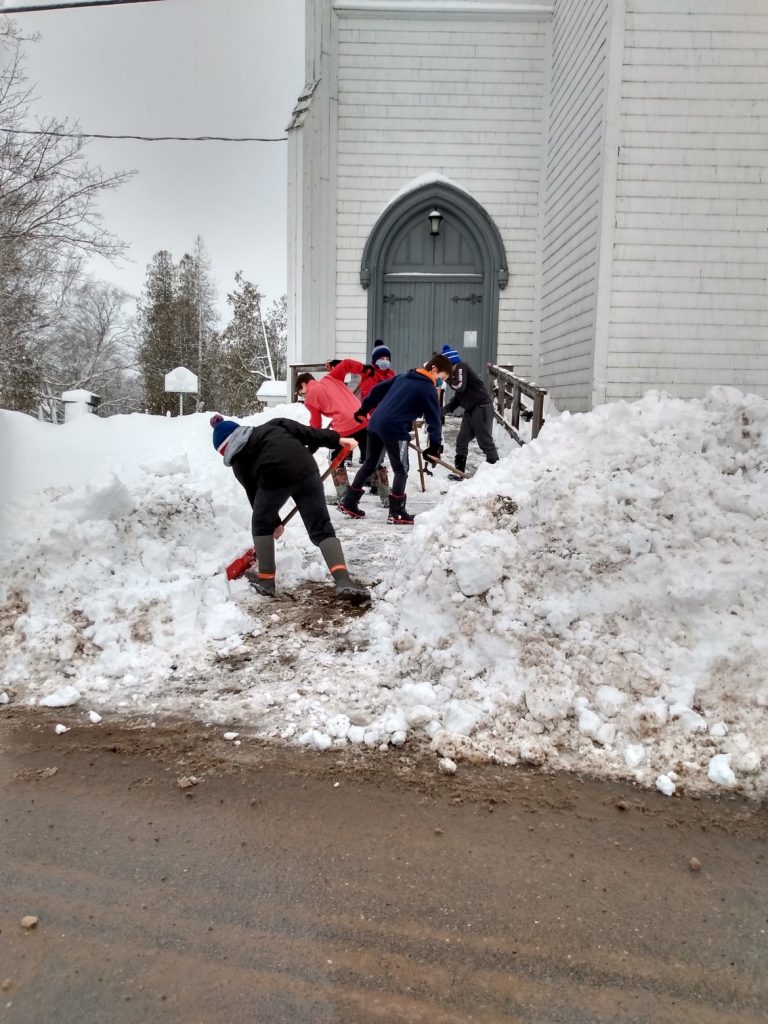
[245,535,276,596]
[319,537,370,605]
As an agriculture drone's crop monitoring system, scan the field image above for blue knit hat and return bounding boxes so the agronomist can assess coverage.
[210,413,239,454]
[441,344,461,365]
[371,343,391,362]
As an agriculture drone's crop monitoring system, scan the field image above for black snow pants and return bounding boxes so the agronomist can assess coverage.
[455,403,498,464]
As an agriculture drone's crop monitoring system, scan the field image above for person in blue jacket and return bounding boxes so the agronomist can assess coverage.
[338,352,452,525]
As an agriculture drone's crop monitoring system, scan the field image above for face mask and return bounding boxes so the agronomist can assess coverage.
[375,358,391,371]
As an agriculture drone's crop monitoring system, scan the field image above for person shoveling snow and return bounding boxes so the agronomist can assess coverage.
[211,414,369,604]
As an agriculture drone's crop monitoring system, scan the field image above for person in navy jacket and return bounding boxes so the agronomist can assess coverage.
[337,352,452,525]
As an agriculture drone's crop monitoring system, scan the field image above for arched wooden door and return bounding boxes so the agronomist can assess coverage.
[361,182,508,372]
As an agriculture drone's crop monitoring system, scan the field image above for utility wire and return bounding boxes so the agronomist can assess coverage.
[1,127,288,142]
[1,1,164,13]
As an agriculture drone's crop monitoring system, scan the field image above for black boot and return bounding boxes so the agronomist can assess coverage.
[387,493,414,526]
[245,535,277,596]
[319,538,370,605]
[448,453,467,481]
[338,485,366,519]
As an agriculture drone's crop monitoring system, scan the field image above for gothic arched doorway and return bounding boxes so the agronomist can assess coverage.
[360,181,508,371]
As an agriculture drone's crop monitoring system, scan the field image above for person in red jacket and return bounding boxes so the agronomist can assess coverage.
[326,343,396,501]
[296,363,374,503]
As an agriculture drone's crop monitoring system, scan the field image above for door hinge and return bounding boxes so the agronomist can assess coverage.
[452,293,482,305]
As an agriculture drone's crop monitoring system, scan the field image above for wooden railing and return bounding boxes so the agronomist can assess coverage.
[486,363,547,444]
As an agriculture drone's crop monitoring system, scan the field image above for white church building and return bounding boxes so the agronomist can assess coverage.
[286,0,768,413]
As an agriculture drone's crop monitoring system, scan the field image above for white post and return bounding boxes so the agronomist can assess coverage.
[179,393,183,417]
[257,294,275,379]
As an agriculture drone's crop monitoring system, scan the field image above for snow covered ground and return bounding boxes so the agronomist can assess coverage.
[2,387,767,796]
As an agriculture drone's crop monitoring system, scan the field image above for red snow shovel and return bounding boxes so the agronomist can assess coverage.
[224,446,353,581]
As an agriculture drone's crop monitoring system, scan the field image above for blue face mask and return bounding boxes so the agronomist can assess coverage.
[375,358,391,371]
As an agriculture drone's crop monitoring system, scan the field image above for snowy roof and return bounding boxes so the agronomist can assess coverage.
[61,388,99,402]
[164,366,198,393]
[256,379,289,398]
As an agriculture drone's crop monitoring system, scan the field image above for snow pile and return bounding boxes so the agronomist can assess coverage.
[368,387,768,793]
[0,404,323,704]
[2,387,768,796]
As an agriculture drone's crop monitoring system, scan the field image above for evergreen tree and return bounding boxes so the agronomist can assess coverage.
[176,236,217,409]
[136,242,218,414]
[137,251,178,414]
[208,272,272,416]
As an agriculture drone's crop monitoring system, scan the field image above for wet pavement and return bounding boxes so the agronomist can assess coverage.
[1,719,766,1023]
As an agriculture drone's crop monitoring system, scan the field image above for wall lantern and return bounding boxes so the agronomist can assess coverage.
[427,209,443,236]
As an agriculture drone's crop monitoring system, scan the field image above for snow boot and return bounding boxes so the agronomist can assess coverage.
[319,538,370,605]
[246,535,276,596]
[337,485,366,519]
[448,453,467,482]
[327,464,351,506]
[375,466,391,508]
[387,492,415,526]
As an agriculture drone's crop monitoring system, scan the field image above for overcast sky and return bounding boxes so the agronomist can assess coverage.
[7,0,305,319]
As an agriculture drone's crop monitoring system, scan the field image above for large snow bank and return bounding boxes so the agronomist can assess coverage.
[367,387,768,792]
[0,405,316,699]
[2,388,767,795]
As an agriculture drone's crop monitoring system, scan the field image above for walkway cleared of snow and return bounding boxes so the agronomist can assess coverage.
[2,387,767,796]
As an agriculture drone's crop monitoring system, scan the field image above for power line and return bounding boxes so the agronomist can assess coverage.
[1,1,164,13]
[2,127,288,142]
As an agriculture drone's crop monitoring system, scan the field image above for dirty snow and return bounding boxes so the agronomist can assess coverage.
[2,386,767,796]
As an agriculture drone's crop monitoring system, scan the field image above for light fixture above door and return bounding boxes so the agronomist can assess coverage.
[428,209,443,236]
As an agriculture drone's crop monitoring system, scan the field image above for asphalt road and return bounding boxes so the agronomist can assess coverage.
[1,720,766,1024]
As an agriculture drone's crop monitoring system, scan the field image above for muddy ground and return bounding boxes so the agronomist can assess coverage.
[1,713,766,1024]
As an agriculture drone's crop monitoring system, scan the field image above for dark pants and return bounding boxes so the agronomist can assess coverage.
[456,404,498,463]
[331,426,367,462]
[251,472,336,545]
[351,432,409,495]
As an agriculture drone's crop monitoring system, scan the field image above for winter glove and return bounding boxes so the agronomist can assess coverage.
[424,441,442,463]
[361,363,376,377]
[353,408,367,423]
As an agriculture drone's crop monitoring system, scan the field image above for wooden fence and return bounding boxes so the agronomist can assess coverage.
[486,364,547,444]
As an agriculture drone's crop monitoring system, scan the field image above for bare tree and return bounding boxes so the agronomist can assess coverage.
[40,278,138,418]
[0,20,133,412]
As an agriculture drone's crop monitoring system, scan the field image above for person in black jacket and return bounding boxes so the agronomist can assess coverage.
[440,345,499,476]
[338,352,452,525]
[211,414,368,602]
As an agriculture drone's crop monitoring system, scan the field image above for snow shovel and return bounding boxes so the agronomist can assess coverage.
[224,446,353,582]
[412,421,427,493]
[407,441,468,480]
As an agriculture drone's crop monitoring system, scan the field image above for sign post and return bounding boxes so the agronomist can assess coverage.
[164,366,198,416]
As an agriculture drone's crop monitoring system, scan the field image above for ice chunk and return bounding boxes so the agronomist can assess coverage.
[40,685,81,708]
[707,753,736,789]
[624,744,646,769]
[595,685,626,718]
[656,775,676,796]
[578,708,603,739]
